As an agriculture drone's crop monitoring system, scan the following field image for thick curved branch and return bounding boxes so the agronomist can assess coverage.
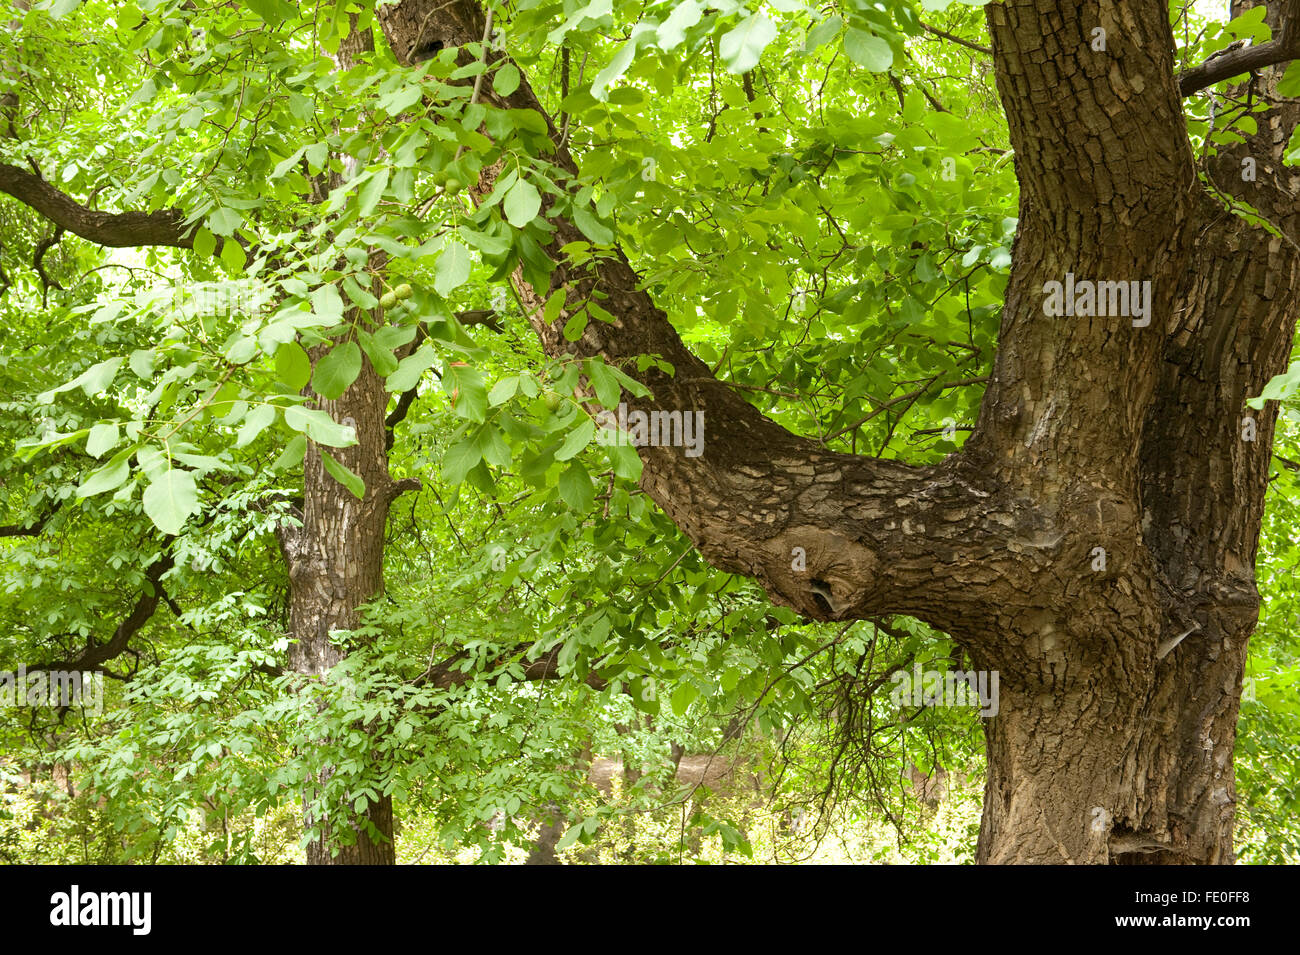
[1178,0,1300,97]
[0,162,196,249]
[374,2,1039,633]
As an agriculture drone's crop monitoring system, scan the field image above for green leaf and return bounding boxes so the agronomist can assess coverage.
[129,349,155,379]
[573,206,614,245]
[221,238,247,273]
[1279,61,1300,98]
[558,460,594,511]
[245,0,295,23]
[804,15,842,50]
[312,285,346,323]
[270,146,306,180]
[283,406,357,446]
[380,82,425,116]
[359,330,399,377]
[442,437,482,485]
[587,360,621,408]
[435,242,472,296]
[504,178,542,228]
[493,63,521,96]
[720,13,777,74]
[313,342,362,399]
[844,29,893,72]
[606,443,642,482]
[387,343,437,393]
[357,167,390,217]
[208,206,242,237]
[236,404,277,447]
[554,822,584,852]
[142,468,200,536]
[273,433,308,470]
[77,450,133,498]
[543,289,567,324]
[591,39,636,100]
[444,363,487,422]
[81,356,124,394]
[46,0,81,19]
[320,450,366,500]
[562,311,588,341]
[52,356,124,400]
[657,0,701,50]
[305,142,328,172]
[1285,126,1300,166]
[275,342,312,389]
[85,423,120,458]
[555,418,595,461]
[488,376,520,406]
[192,228,216,259]
[670,683,698,717]
[477,424,511,467]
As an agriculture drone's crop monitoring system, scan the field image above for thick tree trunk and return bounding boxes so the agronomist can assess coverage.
[961,0,1300,864]
[974,606,1251,864]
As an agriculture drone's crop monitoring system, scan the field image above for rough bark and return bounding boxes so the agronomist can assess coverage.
[276,246,416,863]
[970,0,1300,865]
[374,0,1300,863]
[0,163,196,248]
[273,23,409,866]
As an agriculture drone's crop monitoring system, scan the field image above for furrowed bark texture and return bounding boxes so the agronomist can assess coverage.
[376,0,1300,863]
[278,25,405,866]
[277,251,404,864]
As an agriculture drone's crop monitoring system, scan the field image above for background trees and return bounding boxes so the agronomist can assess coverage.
[1,0,1298,864]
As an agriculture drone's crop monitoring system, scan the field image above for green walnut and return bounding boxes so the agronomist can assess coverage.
[379,291,398,309]
[394,283,413,301]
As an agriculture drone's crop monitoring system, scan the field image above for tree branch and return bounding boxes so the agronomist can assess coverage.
[28,554,174,674]
[455,307,503,331]
[419,643,606,691]
[369,1,1037,635]
[385,308,502,449]
[0,501,60,538]
[1179,1,1300,97]
[920,20,992,57]
[0,162,196,249]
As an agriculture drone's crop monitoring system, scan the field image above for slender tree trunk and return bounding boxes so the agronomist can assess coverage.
[281,342,401,864]
[278,242,414,863]
[274,17,425,866]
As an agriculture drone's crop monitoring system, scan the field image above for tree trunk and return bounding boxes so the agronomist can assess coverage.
[276,20,420,866]
[975,608,1250,864]
[279,243,412,864]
